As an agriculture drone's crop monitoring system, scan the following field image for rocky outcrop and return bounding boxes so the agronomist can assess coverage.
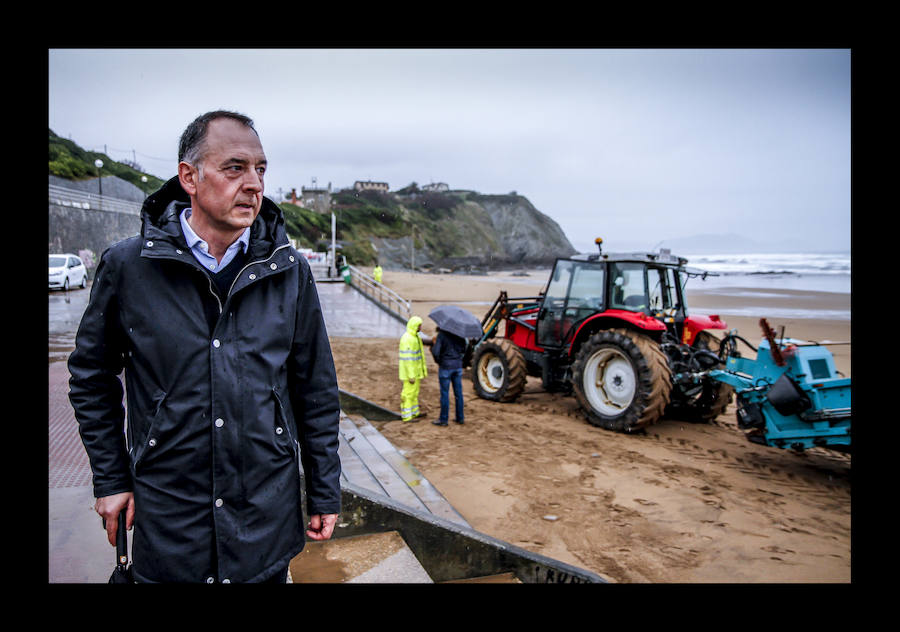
[475,194,576,264]
[372,192,576,270]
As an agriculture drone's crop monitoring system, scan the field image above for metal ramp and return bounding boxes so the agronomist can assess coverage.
[336,413,470,527]
[288,410,604,584]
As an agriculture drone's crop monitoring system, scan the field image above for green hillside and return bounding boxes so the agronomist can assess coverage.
[49,129,166,194]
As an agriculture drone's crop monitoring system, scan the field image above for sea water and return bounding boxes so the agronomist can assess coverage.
[682,252,851,295]
[681,252,851,321]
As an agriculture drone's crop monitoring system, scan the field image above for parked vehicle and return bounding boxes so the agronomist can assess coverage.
[49,254,87,291]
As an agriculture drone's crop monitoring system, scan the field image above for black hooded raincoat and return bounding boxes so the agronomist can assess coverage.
[68,177,342,583]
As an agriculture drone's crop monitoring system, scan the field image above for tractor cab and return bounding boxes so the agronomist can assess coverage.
[535,247,696,350]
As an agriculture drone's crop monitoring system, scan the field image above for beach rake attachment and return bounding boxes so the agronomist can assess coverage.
[708,319,851,453]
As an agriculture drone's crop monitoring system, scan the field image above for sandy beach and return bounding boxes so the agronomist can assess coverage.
[329,267,851,583]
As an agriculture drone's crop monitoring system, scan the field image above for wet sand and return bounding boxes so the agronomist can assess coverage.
[329,268,851,583]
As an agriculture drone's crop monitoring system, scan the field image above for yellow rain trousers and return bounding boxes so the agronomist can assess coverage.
[399,315,427,421]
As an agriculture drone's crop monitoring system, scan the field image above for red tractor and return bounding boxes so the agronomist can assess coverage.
[468,239,733,433]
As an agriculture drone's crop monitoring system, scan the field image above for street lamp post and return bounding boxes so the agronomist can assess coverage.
[94,159,103,209]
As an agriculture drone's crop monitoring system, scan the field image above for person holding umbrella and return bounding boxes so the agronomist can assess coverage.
[427,305,483,426]
[430,327,467,426]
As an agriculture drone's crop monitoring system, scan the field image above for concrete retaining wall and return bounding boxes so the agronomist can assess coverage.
[48,202,141,262]
[48,176,143,262]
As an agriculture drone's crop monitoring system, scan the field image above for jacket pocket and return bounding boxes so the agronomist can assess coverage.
[271,387,298,459]
[131,389,166,472]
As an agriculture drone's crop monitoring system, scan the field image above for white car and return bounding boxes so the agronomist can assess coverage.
[49,253,88,291]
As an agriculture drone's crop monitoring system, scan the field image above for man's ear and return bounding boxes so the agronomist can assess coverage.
[178,162,198,197]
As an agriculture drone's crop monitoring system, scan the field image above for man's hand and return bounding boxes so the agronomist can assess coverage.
[95,492,135,547]
[306,513,338,541]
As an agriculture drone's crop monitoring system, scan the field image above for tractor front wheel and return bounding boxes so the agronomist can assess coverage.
[471,339,527,402]
[572,328,672,433]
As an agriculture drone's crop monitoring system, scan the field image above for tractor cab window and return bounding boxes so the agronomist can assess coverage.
[567,263,606,314]
[537,260,605,347]
[609,263,647,311]
[537,260,575,347]
[648,266,681,314]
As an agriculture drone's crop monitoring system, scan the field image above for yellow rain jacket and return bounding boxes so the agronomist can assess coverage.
[399,316,427,381]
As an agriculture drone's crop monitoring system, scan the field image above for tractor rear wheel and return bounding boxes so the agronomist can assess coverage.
[667,331,734,423]
[572,328,672,433]
[472,339,527,402]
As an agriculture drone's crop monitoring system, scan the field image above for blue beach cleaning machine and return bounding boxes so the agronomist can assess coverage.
[708,319,851,453]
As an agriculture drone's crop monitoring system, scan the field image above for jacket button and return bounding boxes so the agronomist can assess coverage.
[215,418,224,428]
[146,241,153,247]
[176,249,183,255]
[206,577,214,583]
[249,273,257,280]
[212,339,221,348]
[222,579,231,584]
[148,438,157,447]
[270,263,277,270]
[289,256,295,262]
[215,498,224,507]
[275,427,283,435]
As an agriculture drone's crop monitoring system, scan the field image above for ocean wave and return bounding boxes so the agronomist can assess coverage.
[685,252,850,276]
[692,306,851,321]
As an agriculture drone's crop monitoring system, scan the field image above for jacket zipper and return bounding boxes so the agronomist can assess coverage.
[204,243,293,315]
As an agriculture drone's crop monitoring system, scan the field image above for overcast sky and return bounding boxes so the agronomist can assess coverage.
[48,49,851,254]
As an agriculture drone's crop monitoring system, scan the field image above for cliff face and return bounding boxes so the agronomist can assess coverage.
[476,195,576,263]
[367,192,576,270]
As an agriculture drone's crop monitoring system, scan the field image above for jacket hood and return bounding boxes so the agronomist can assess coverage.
[406,316,423,335]
[140,176,288,259]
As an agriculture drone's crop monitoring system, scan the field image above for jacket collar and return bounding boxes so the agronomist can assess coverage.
[140,176,288,262]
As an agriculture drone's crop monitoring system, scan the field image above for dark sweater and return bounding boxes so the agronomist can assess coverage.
[431,330,467,370]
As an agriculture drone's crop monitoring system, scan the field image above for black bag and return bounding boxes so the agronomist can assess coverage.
[107,509,134,584]
[766,373,812,417]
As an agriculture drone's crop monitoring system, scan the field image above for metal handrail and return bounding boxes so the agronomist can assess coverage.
[347,265,411,323]
[48,184,143,216]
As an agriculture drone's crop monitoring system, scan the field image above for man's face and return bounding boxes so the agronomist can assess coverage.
[179,118,267,234]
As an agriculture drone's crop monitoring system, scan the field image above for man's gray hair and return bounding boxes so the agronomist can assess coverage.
[178,110,258,167]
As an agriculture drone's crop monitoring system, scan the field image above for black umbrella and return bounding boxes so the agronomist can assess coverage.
[107,509,134,583]
[428,305,483,339]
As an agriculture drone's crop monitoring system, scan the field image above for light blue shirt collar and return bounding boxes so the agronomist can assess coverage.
[179,208,250,273]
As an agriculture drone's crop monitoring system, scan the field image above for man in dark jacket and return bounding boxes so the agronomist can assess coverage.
[68,111,342,583]
[430,328,467,426]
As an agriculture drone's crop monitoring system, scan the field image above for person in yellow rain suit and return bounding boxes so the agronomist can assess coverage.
[373,264,383,284]
[399,315,428,422]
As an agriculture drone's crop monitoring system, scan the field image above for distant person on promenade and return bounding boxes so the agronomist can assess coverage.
[67,110,342,583]
[373,263,383,283]
[399,315,429,421]
[430,327,466,426]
